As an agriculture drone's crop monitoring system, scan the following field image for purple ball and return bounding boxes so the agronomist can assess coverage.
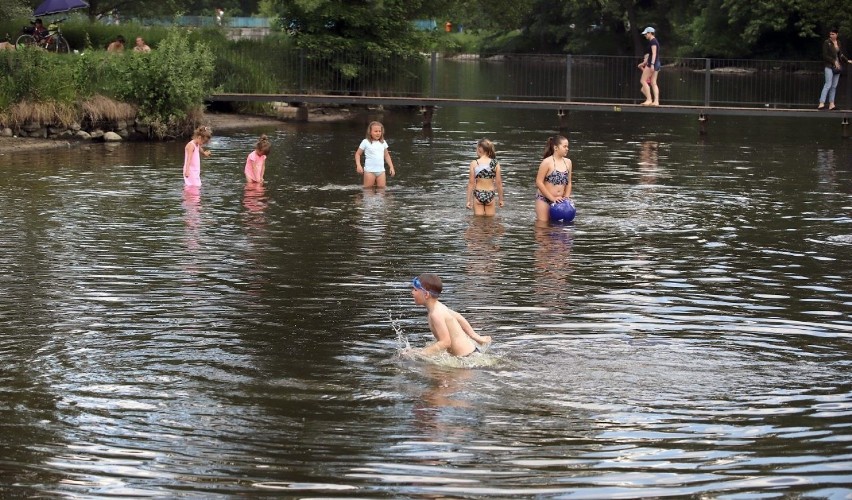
[549,199,576,222]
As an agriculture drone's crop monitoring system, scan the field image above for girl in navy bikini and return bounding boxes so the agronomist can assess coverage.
[465,138,505,216]
[534,135,573,223]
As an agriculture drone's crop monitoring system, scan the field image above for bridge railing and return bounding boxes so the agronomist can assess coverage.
[214,44,847,108]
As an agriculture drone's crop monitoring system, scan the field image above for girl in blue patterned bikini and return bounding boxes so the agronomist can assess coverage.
[465,138,505,216]
[534,135,573,223]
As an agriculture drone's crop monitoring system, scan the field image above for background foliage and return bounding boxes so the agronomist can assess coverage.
[0,29,214,136]
[2,0,851,59]
[2,0,851,134]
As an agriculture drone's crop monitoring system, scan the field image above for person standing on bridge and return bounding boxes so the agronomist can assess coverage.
[355,121,396,188]
[638,27,661,106]
[819,27,851,111]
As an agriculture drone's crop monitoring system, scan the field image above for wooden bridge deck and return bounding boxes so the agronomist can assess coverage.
[209,93,851,120]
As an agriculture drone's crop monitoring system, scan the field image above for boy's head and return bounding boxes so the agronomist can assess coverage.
[412,273,442,303]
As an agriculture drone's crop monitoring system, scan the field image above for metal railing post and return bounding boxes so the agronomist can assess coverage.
[845,66,852,110]
[566,54,573,102]
[298,48,305,94]
[704,58,711,106]
[430,52,437,98]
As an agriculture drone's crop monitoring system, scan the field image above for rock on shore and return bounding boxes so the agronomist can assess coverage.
[0,113,288,155]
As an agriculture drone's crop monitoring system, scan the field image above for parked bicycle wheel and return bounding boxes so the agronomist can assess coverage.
[15,34,37,49]
[46,35,69,53]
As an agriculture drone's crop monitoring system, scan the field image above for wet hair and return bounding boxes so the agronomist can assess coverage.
[542,135,569,159]
[194,125,212,140]
[417,273,442,296]
[477,138,496,159]
[255,134,271,154]
[365,121,385,142]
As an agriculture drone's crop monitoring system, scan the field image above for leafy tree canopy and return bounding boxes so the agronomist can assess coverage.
[0,0,31,21]
[9,0,852,59]
[269,0,433,56]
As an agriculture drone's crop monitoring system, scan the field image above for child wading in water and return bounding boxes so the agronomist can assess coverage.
[355,121,395,188]
[411,273,492,357]
[245,134,271,183]
[466,138,505,216]
[183,126,212,187]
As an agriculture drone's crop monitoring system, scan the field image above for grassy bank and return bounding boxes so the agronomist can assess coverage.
[0,21,522,135]
[0,28,214,138]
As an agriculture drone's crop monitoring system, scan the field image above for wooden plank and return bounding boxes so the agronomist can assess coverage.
[208,93,851,119]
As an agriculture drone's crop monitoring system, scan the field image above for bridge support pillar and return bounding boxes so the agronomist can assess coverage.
[557,109,568,130]
[420,106,434,128]
[295,103,309,122]
[843,117,850,138]
[698,113,709,136]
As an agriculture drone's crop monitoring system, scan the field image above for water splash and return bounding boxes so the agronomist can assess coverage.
[391,313,503,368]
[390,313,411,352]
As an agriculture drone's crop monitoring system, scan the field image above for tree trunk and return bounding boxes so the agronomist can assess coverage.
[624,1,644,58]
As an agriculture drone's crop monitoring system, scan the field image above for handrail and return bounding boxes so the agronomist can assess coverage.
[212,48,852,110]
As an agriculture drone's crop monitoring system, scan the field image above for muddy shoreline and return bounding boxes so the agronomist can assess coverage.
[0,107,358,156]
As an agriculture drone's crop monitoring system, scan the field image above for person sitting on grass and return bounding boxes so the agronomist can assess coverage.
[33,19,48,39]
[107,35,125,52]
[133,36,151,52]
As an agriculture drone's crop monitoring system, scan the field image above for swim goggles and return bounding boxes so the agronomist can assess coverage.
[411,278,438,297]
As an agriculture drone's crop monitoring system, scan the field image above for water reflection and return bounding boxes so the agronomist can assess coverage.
[2,110,852,498]
[638,140,660,185]
[242,182,268,227]
[815,148,837,188]
[355,188,392,252]
[533,222,574,307]
[182,185,201,253]
[411,366,474,435]
[461,217,505,286]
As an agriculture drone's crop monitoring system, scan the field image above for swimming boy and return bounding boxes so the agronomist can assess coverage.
[411,273,492,357]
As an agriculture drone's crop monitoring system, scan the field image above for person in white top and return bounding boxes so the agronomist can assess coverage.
[354,121,396,188]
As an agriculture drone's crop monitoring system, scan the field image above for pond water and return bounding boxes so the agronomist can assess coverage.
[1,108,851,498]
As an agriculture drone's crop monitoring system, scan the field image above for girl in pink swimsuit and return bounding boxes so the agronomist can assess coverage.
[244,134,271,183]
[183,126,212,187]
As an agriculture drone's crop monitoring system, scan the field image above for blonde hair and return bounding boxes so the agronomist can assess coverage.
[477,138,496,159]
[255,134,271,155]
[194,125,212,140]
[365,121,385,143]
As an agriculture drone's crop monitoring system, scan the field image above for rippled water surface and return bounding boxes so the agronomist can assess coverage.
[1,108,851,498]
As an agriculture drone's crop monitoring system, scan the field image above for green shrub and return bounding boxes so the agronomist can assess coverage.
[0,45,76,103]
[109,29,214,135]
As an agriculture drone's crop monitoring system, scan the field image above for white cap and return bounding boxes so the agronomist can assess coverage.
[642,27,655,34]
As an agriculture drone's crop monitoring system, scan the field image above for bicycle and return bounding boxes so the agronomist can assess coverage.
[16,18,70,53]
